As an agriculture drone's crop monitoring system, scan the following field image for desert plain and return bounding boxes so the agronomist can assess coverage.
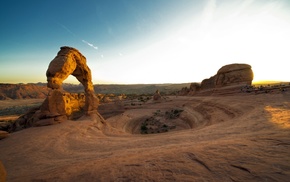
[1,89,290,181]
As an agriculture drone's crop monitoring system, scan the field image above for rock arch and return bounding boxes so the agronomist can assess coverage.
[8,46,105,131]
[45,46,99,113]
[46,46,93,92]
[41,46,105,128]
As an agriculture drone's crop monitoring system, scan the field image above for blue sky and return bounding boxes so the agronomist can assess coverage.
[1,0,290,84]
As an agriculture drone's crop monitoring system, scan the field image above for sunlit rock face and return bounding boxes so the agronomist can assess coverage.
[46,46,94,92]
[43,46,103,125]
[201,63,253,90]
[9,46,105,132]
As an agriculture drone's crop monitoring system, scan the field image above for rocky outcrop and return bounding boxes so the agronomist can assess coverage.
[178,63,253,95]
[8,46,106,132]
[200,77,216,90]
[7,92,86,131]
[201,63,253,90]
[153,90,162,101]
[46,47,93,91]
[179,83,201,96]
[44,46,103,125]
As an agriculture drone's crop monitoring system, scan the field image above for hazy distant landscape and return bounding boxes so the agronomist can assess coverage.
[0,83,190,100]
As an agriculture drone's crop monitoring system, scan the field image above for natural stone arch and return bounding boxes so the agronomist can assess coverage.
[40,46,105,128]
[7,46,105,131]
[45,46,99,113]
[46,46,93,92]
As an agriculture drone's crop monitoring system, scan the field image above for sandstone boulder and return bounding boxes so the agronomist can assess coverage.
[215,64,253,87]
[153,90,162,101]
[201,63,253,90]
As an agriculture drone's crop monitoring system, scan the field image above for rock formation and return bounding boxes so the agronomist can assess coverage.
[153,90,162,101]
[9,46,106,131]
[43,46,104,127]
[179,83,201,96]
[201,63,253,90]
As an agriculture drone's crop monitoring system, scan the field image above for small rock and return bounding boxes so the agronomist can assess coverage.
[0,130,9,140]
[33,118,55,127]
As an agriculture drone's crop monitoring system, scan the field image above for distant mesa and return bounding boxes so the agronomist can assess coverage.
[10,46,106,131]
[0,83,48,100]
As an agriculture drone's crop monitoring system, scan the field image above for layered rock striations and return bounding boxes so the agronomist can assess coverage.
[201,63,253,90]
[179,63,254,96]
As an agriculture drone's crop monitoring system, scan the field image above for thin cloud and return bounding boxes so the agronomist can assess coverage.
[58,23,99,51]
[58,23,76,37]
[82,40,98,50]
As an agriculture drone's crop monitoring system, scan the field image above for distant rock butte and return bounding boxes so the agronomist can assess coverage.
[10,46,106,131]
[201,63,253,90]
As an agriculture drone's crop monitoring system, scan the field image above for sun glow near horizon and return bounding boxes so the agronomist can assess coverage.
[89,0,290,84]
[1,0,289,85]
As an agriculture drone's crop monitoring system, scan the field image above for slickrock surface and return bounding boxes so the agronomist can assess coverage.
[1,92,290,181]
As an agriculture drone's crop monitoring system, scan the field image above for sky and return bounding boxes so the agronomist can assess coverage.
[0,0,290,84]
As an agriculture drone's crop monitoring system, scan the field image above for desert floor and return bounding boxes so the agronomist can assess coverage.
[1,92,290,181]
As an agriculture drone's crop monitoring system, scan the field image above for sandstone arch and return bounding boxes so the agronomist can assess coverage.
[46,46,93,92]
[7,47,105,131]
[45,46,99,113]
[40,46,105,128]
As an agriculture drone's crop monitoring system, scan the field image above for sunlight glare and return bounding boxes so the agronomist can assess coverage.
[265,105,290,129]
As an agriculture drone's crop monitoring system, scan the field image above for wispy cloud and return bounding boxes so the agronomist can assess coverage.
[58,23,76,37]
[58,22,99,51]
[82,40,98,50]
